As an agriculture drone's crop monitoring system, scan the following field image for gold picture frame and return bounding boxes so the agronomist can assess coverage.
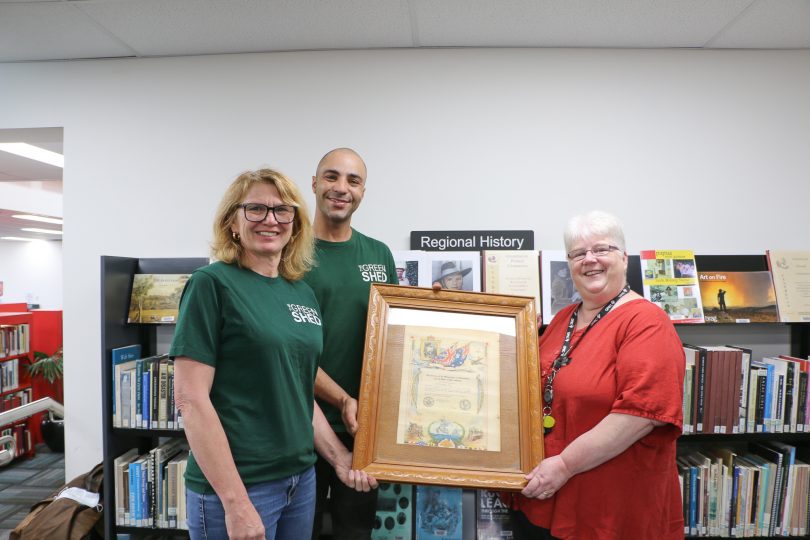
[352,284,543,491]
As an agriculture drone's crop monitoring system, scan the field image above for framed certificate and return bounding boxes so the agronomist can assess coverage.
[353,284,543,491]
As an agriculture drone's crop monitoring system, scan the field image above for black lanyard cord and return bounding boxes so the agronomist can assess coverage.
[542,284,631,433]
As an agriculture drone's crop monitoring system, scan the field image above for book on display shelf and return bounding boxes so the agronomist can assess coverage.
[767,250,810,322]
[699,270,778,323]
[371,482,413,540]
[640,249,704,323]
[425,251,481,292]
[475,489,514,540]
[392,250,431,287]
[539,250,578,325]
[482,250,541,314]
[127,273,190,324]
[415,486,463,540]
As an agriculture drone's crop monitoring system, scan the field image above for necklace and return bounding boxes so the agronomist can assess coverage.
[542,284,630,434]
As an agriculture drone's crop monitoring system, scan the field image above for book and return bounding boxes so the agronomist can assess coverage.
[640,249,704,323]
[416,486,462,540]
[372,483,413,540]
[114,448,138,525]
[392,250,431,287]
[699,270,778,323]
[425,252,481,292]
[127,273,190,324]
[767,250,810,322]
[475,490,514,539]
[482,250,541,313]
[540,250,578,325]
[111,344,142,426]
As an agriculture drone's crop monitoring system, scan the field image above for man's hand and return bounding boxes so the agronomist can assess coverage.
[225,500,265,539]
[341,396,359,435]
[334,451,378,492]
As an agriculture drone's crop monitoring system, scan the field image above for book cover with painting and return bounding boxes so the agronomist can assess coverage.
[127,274,190,324]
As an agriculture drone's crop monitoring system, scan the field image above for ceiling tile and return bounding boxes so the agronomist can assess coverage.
[708,0,810,48]
[410,0,752,48]
[0,2,136,61]
[77,0,414,57]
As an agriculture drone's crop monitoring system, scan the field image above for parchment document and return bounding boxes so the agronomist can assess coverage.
[397,326,501,451]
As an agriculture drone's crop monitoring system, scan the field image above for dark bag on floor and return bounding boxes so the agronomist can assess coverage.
[10,461,104,540]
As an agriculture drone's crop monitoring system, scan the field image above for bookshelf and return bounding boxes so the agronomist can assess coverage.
[99,253,810,539]
[0,303,60,457]
[0,304,34,459]
[668,255,809,539]
[101,255,207,539]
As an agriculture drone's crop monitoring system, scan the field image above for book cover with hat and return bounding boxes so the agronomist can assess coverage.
[427,252,481,292]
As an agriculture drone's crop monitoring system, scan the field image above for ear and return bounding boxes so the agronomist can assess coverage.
[311,175,317,193]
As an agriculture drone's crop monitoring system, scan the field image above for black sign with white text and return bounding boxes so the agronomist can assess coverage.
[410,230,534,251]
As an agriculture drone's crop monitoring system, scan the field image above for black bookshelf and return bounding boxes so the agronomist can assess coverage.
[100,256,207,539]
[674,254,810,539]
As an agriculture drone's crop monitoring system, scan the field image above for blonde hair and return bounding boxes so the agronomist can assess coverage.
[211,169,314,281]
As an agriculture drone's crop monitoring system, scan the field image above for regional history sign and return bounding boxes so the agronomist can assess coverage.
[410,230,534,251]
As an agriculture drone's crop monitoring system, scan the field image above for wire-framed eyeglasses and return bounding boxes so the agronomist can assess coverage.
[238,203,296,224]
[567,244,621,262]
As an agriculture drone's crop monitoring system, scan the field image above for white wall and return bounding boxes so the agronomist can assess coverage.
[0,240,62,308]
[1,48,809,477]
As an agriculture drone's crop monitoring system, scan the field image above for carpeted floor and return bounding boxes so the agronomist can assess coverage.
[0,444,65,540]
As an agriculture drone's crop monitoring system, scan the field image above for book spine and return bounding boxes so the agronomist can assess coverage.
[798,372,808,431]
[135,358,143,427]
[696,349,706,433]
[142,366,150,429]
[763,365,774,432]
[150,361,159,429]
[785,364,795,433]
[159,359,168,429]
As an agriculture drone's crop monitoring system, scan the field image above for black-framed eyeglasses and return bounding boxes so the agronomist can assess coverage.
[567,244,621,262]
[238,203,296,224]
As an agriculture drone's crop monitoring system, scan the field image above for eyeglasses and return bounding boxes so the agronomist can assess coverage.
[567,244,621,262]
[238,203,296,224]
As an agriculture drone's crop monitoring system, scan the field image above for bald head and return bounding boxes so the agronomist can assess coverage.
[315,148,367,179]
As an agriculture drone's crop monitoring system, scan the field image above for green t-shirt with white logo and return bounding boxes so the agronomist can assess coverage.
[304,229,398,431]
[169,261,323,493]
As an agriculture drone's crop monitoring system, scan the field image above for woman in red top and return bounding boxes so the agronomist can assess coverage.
[511,211,685,540]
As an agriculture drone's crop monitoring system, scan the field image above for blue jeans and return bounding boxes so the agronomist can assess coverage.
[187,466,316,540]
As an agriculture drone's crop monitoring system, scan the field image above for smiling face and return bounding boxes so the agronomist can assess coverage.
[231,182,294,268]
[568,236,628,305]
[312,149,367,224]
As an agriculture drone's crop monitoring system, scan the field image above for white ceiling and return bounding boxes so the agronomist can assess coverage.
[1,0,808,240]
[0,0,808,64]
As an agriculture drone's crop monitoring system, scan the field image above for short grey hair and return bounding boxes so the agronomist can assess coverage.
[563,210,627,253]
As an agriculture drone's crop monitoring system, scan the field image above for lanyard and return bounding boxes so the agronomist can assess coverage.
[542,284,631,434]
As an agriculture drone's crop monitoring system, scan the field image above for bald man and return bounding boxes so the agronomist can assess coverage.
[304,148,398,539]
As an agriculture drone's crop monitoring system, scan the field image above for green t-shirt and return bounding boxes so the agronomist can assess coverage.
[169,261,323,493]
[303,229,398,431]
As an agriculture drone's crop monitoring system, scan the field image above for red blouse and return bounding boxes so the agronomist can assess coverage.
[512,299,685,540]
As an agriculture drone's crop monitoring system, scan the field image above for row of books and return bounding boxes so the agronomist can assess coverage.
[1,423,32,458]
[678,443,809,537]
[0,387,32,414]
[111,345,182,430]
[0,358,21,394]
[114,440,189,529]
[392,249,810,325]
[372,485,514,540]
[125,250,809,330]
[683,345,810,436]
[0,323,29,358]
